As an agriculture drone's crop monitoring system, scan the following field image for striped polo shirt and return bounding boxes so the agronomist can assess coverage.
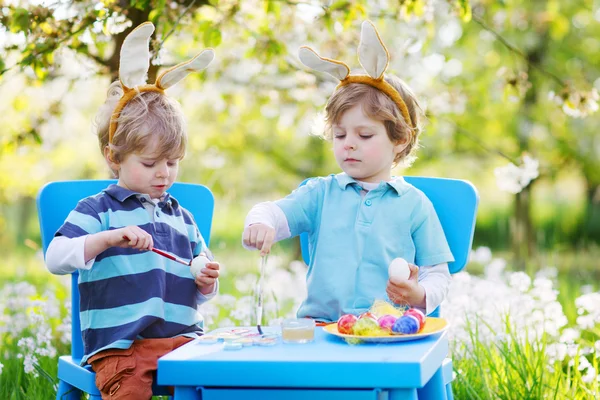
[56,184,207,364]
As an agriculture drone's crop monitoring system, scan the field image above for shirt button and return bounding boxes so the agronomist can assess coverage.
[365,200,372,206]
[140,198,145,202]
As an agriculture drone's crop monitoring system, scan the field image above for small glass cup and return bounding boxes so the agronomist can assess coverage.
[281,318,315,344]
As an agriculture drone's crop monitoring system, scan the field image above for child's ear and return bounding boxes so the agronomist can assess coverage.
[393,138,410,156]
[103,146,120,172]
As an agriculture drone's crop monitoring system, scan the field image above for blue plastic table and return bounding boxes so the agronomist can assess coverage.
[157,326,449,400]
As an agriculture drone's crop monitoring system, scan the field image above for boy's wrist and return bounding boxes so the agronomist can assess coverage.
[199,282,215,295]
[412,284,426,309]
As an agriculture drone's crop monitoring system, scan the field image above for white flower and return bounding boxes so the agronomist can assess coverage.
[494,155,539,194]
[509,272,532,292]
[546,343,568,362]
[582,366,598,383]
[559,328,580,343]
[470,246,492,264]
[23,354,38,377]
[0,361,3,375]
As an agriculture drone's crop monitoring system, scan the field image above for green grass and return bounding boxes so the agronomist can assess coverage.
[452,321,599,399]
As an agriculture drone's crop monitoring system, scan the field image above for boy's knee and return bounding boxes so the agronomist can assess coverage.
[91,347,153,400]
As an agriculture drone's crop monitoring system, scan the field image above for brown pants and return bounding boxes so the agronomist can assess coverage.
[88,336,194,400]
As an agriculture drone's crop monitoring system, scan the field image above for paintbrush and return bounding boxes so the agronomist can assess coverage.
[123,235,191,266]
[256,254,267,335]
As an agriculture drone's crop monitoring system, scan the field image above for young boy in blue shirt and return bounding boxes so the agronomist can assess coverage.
[243,21,454,323]
[46,22,218,400]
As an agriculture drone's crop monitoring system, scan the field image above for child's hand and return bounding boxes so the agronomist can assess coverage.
[386,263,426,309]
[110,226,153,250]
[195,261,220,295]
[242,223,275,255]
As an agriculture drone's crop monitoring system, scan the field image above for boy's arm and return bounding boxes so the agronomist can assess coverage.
[46,236,95,275]
[195,279,219,305]
[242,202,291,250]
[418,263,451,314]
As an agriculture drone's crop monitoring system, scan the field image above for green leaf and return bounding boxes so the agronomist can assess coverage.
[148,9,161,23]
[203,27,222,48]
[265,1,281,17]
[458,0,472,22]
[329,1,350,11]
[10,8,31,33]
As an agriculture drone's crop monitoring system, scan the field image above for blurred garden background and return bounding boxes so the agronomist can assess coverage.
[1,0,599,398]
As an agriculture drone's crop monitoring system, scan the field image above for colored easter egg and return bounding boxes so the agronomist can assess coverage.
[353,317,380,336]
[358,312,378,323]
[392,315,420,335]
[337,314,358,334]
[190,255,211,278]
[378,315,397,331]
[404,308,426,330]
[388,258,410,282]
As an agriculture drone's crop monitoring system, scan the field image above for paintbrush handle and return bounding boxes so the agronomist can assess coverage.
[122,235,190,266]
[150,247,191,266]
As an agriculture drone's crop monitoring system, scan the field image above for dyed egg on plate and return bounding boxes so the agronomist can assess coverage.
[392,315,420,334]
[404,308,426,331]
[337,314,358,334]
[358,312,378,323]
[378,314,397,331]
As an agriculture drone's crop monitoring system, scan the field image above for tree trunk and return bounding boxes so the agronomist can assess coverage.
[511,183,536,270]
[108,8,156,82]
[510,4,548,269]
[582,182,600,244]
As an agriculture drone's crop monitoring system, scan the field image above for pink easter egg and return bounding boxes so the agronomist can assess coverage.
[378,315,397,331]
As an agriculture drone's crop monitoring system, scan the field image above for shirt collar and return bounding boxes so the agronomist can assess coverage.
[104,184,178,207]
[334,173,410,196]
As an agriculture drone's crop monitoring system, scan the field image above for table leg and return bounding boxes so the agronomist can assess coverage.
[173,386,200,400]
[417,365,447,400]
[387,388,418,400]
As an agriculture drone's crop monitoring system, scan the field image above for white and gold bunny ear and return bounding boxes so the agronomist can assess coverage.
[119,22,154,89]
[298,46,350,81]
[298,20,413,129]
[155,49,215,90]
[357,20,390,80]
[109,21,216,146]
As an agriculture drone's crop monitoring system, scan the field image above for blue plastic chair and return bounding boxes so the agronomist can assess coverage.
[37,180,214,400]
[299,176,479,400]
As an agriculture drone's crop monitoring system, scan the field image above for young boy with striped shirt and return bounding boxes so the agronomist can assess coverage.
[45,22,218,400]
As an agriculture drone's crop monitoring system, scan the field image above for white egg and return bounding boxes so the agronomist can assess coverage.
[190,255,211,278]
[388,258,410,282]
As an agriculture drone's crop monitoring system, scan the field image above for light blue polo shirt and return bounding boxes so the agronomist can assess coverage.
[276,173,454,322]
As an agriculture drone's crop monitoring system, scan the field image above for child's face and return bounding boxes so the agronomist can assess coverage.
[332,104,407,183]
[107,139,180,199]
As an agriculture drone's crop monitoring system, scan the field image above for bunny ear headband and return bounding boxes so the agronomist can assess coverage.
[109,22,215,144]
[299,20,413,128]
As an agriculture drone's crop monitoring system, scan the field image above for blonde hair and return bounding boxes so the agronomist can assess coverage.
[96,81,187,167]
[323,75,422,166]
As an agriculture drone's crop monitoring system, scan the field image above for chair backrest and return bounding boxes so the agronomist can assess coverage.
[37,180,214,360]
[300,176,479,274]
